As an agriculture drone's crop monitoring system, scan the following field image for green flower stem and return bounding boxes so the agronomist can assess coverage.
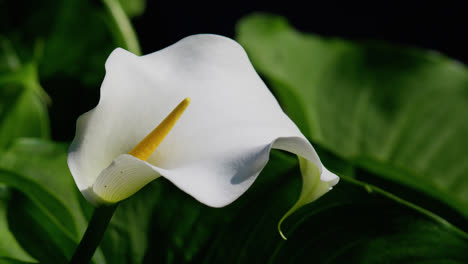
[101,0,142,55]
[69,204,118,264]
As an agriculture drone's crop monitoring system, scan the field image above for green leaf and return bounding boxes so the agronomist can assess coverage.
[0,189,36,263]
[0,169,76,262]
[101,0,141,55]
[0,39,50,149]
[270,181,468,264]
[118,0,146,18]
[236,14,468,226]
[0,139,89,232]
[7,191,76,263]
[0,257,37,264]
[35,0,115,83]
[0,139,106,264]
[1,0,140,87]
[0,139,77,262]
[0,138,160,264]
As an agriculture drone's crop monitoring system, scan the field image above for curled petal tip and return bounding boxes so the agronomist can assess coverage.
[278,221,288,240]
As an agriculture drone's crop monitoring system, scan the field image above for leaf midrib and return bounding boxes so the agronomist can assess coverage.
[341,175,468,239]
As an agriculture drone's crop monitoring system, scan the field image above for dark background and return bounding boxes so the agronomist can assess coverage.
[134,1,468,64]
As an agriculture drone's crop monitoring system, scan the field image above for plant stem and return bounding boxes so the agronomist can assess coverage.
[101,0,142,55]
[69,204,118,264]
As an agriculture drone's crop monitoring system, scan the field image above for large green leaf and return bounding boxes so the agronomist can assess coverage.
[0,139,89,233]
[0,168,76,263]
[268,181,468,264]
[236,14,468,226]
[0,140,80,263]
[0,138,163,263]
[0,189,35,263]
[7,191,76,263]
[0,139,108,263]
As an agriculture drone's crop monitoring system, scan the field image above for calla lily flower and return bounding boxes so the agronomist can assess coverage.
[68,34,339,236]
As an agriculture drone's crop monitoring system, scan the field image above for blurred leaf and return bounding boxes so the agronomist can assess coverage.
[0,0,114,84]
[118,0,146,18]
[0,139,90,231]
[0,39,50,150]
[0,169,75,262]
[0,189,36,263]
[0,0,141,83]
[0,139,107,263]
[7,191,76,263]
[100,0,141,55]
[236,14,468,226]
[0,140,77,262]
[0,257,37,264]
[1,0,141,141]
[0,138,162,263]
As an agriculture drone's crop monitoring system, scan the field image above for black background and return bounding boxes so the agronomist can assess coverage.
[134,1,468,64]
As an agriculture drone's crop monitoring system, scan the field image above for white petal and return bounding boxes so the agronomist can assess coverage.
[68,34,339,207]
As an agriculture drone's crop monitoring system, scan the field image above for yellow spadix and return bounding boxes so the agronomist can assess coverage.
[128,97,191,160]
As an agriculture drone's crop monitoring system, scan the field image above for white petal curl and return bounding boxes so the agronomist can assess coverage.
[67,34,339,207]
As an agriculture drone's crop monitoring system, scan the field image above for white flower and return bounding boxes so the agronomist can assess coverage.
[68,34,338,233]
